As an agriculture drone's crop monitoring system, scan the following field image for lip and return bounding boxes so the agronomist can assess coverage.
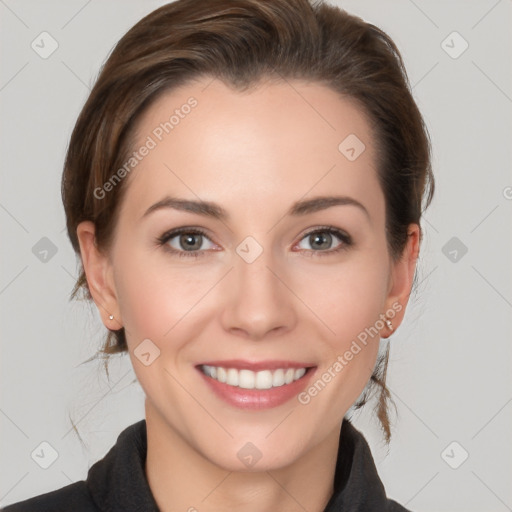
[196,363,317,410]
[195,359,316,372]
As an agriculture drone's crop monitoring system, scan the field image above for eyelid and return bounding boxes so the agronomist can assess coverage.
[156,224,352,257]
[292,225,352,252]
[157,226,218,249]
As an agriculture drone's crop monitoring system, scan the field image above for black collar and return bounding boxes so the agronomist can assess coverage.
[86,417,410,511]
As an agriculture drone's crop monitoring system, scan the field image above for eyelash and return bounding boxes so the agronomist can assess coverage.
[156,225,353,259]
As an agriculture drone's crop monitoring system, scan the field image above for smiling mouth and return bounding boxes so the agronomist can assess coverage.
[198,364,315,390]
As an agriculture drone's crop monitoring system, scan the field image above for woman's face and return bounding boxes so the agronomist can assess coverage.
[78,77,418,471]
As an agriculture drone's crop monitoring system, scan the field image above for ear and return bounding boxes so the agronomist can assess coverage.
[382,223,420,337]
[76,221,122,330]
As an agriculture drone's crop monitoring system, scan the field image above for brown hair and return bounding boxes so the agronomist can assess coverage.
[63,0,434,445]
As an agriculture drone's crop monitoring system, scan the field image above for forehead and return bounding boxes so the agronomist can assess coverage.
[118,77,381,222]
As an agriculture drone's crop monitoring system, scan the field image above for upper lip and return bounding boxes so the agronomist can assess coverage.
[196,360,316,371]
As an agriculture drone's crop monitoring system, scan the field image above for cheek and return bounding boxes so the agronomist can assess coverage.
[294,250,389,347]
[113,231,389,357]
[112,244,213,346]
[291,252,389,418]
[112,242,170,338]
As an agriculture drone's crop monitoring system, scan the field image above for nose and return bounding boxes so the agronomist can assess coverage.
[220,246,298,340]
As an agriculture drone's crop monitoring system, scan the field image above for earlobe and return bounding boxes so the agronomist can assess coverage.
[76,221,122,330]
[382,224,421,337]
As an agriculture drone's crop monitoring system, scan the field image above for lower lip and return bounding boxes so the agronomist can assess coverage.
[196,366,317,410]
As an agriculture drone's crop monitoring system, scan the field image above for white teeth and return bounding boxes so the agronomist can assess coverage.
[272,369,285,387]
[295,368,306,380]
[216,367,226,383]
[239,369,255,389]
[255,370,273,389]
[201,365,308,390]
[226,368,239,386]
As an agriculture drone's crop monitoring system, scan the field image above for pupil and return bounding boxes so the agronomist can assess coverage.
[312,232,331,250]
[178,232,333,252]
[181,233,201,250]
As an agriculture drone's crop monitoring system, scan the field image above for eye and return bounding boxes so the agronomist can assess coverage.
[156,225,353,259]
[156,227,216,258]
[295,226,352,256]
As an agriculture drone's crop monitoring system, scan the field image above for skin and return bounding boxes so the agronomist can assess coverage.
[77,77,419,512]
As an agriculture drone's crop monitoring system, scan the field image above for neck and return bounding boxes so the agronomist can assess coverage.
[144,401,340,512]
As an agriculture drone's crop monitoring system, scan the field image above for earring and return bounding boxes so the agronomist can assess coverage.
[385,318,394,332]
[109,314,114,320]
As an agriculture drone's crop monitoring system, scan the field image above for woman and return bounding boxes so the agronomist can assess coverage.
[2,0,433,510]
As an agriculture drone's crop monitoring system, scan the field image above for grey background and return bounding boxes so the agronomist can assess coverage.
[1,1,511,510]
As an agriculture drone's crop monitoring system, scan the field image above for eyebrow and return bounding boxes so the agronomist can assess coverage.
[141,194,370,221]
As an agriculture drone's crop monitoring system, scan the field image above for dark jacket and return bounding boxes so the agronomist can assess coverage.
[2,417,412,511]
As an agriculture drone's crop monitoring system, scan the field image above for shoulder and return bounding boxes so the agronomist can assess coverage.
[326,417,414,512]
[1,481,99,512]
[387,498,413,511]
